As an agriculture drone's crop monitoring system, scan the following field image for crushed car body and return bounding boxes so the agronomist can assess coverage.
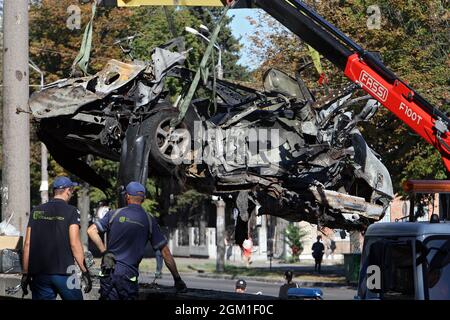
[29,37,394,233]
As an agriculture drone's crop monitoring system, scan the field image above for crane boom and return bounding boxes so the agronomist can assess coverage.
[101,0,450,170]
[253,0,450,171]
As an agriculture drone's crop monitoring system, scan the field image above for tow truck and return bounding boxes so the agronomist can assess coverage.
[356,180,450,300]
[221,0,450,300]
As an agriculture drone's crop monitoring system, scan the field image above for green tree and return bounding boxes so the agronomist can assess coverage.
[169,189,209,216]
[190,7,249,80]
[27,1,248,216]
[284,224,308,263]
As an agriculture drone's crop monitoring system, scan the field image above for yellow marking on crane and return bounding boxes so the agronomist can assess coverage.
[118,0,226,7]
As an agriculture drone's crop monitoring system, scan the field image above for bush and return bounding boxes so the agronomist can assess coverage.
[284,224,308,263]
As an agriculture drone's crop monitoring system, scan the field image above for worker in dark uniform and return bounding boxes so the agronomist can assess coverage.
[87,181,187,300]
[21,176,92,300]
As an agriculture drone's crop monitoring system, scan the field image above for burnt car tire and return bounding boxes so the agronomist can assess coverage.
[145,106,190,175]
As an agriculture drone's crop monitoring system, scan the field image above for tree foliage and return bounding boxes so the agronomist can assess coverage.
[284,223,308,262]
[169,189,209,216]
[25,1,247,213]
[248,0,449,194]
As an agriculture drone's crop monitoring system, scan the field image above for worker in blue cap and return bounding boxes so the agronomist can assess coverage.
[21,176,92,300]
[87,181,187,300]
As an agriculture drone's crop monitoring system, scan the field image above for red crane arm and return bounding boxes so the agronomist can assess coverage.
[344,54,450,171]
[253,0,450,172]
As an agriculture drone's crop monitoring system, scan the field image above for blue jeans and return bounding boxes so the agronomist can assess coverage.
[31,275,83,300]
[156,250,163,274]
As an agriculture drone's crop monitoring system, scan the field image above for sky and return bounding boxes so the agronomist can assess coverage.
[0,4,265,69]
[227,8,264,70]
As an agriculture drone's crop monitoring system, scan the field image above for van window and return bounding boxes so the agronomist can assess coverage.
[382,243,415,299]
[423,238,450,300]
[358,238,415,300]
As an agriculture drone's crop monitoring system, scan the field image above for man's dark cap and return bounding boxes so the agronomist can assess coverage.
[235,279,247,289]
[53,176,79,190]
[126,181,146,197]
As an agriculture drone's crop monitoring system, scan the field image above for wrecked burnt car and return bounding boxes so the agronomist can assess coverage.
[29,37,393,232]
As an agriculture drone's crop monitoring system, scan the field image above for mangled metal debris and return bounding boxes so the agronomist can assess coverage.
[29,37,393,232]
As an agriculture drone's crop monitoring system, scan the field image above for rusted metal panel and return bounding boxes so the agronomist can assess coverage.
[95,60,146,95]
[29,60,146,119]
[29,83,100,118]
[309,186,384,219]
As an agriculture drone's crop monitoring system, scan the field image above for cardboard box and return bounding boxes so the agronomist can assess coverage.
[0,236,23,251]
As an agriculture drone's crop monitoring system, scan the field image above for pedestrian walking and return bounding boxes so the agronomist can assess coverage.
[330,239,337,261]
[311,235,325,274]
[241,238,253,267]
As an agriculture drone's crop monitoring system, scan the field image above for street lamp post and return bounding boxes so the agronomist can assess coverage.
[29,60,49,204]
[185,26,223,80]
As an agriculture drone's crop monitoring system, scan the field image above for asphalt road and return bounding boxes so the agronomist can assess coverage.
[140,274,357,300]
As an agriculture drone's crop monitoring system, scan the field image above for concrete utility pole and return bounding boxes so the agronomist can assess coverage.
[28,61,48,205]
[214,197,226,272]
[1,0,30,234]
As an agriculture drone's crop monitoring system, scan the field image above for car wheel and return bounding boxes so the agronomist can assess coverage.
[145,106,191,174]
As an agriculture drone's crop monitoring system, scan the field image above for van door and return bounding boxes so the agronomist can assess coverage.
[358,237,416,300]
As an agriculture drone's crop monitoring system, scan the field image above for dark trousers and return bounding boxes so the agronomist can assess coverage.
[314,256,323,273]
[99,273,139,300]
[31,274,83,300]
